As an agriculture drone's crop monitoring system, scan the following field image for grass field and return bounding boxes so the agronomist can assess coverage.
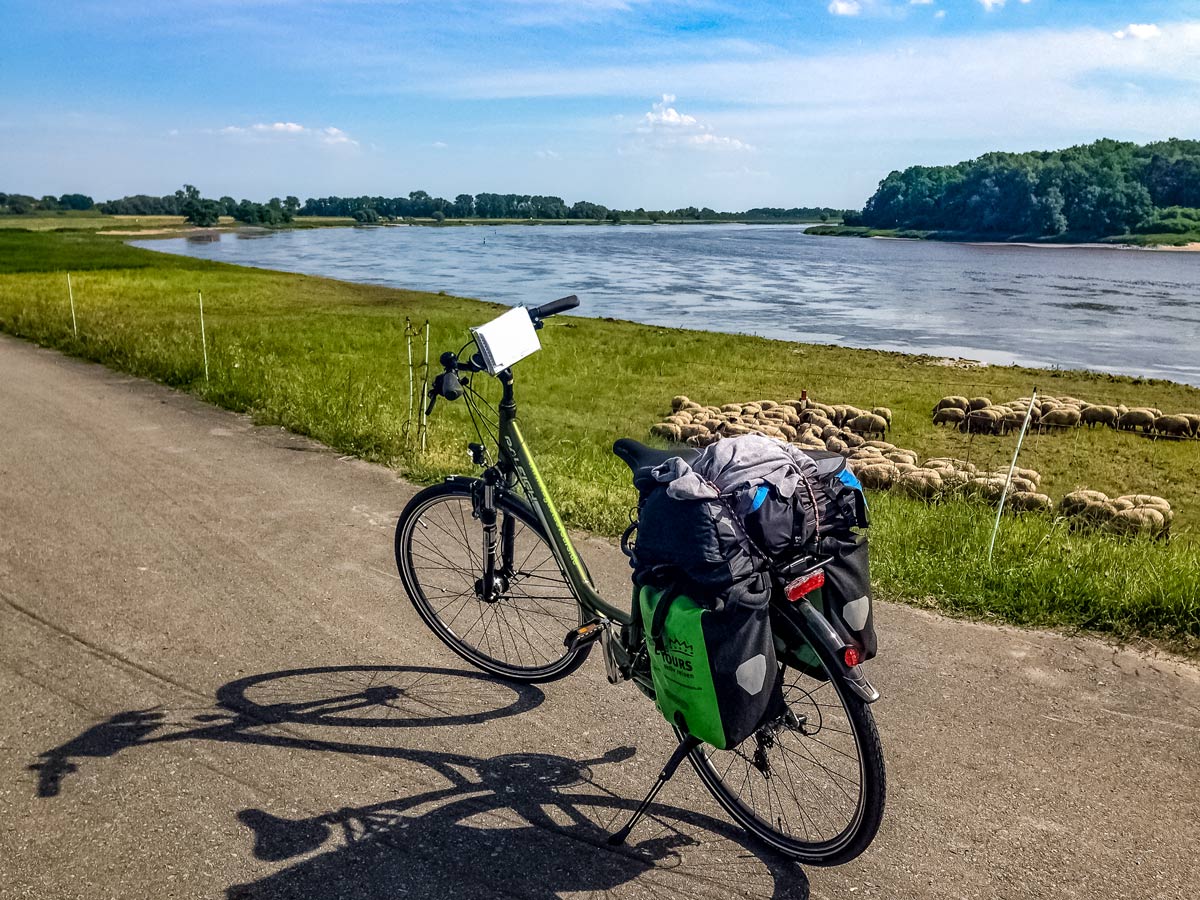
[1,227,1196,651]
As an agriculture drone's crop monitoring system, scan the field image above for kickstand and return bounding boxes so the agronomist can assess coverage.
[607,734,701,846]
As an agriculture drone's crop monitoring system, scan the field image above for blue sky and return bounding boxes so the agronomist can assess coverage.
[2,0,1198,209]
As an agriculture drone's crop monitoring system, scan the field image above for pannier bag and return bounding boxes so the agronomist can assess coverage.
[638,583,783,750]
[631,433,876,740]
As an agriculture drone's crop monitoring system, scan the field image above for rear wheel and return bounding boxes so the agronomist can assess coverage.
[396,481,591,683]
[680,644,885,865]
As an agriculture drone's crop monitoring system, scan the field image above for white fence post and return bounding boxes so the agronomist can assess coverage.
[988,386,1038,563]
[67,273,78,338]
[198,290,210,383]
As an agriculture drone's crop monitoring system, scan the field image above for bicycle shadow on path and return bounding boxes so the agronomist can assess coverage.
[29,664,810,900]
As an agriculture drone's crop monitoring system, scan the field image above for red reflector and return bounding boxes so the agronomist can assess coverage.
[844,646,861,668]
[785,569,825,602]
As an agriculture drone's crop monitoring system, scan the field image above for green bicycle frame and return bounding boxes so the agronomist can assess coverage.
[492,369,631,626]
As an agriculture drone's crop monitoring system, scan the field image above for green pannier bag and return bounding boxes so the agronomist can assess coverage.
[639,583,783,751]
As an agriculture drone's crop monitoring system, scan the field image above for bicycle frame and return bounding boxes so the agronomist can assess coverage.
[464,361,877,703]
[463,367,652,686]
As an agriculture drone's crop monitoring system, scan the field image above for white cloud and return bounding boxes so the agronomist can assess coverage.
[633,95,755,153]
[828,0,861,15]
[535,148,561,159]
[254,121,305,134]
[1113,23,1161,40]
[934,8,945,17]
[979,0,1004,10]
[431,140,448,149]
[218,121,358,147]
[643,94,698,127]
[687,133,754,150]
[910,0,933,5]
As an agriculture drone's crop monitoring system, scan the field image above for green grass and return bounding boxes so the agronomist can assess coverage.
[1,227,1197,652]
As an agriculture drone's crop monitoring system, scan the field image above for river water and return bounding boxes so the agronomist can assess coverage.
[138,224,1200,386]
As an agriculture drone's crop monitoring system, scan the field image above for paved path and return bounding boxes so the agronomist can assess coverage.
[1,334,1198,900]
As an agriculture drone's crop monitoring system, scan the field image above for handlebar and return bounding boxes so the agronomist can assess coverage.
[425,295,580,414]
[529,294,579,321]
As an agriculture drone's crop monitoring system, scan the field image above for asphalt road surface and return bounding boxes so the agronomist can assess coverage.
[2,334,1198,900]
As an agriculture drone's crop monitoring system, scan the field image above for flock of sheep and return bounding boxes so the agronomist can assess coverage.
[649,393,1175,538]
[932,394,1200,439]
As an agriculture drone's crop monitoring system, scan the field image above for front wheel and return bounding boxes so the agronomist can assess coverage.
[680,643,886,865]
[396,481,591,683]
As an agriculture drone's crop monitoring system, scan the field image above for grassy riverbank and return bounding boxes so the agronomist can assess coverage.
[1,228,1197,651]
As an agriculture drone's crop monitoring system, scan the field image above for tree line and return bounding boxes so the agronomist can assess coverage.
[852,138,1200,238]
[2,185,847,226]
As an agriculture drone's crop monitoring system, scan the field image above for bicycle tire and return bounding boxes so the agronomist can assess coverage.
[396,481,591,683]
[679,635,886,865]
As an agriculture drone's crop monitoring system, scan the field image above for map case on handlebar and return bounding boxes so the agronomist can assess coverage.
[470,306,541,374]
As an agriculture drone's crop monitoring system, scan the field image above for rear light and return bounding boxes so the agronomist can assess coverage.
[785,569,824,602]
[843,646,861,667]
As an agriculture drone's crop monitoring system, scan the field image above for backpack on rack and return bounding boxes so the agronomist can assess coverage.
[628,434,875,748]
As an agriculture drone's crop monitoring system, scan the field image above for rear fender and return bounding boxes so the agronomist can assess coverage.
[772,597,880,704]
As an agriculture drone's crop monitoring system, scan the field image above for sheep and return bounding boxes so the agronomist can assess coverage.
[1014,466,1041,488]
[897,468,943,500]
[1007,491,1054,512]
[933,396,969,413]
[854,462,899,490]
[842,431,866,449]
[870,407,892,429]
[650,422,682,442]
[831,404,862,427]
[1154,414,1192,438]
[825,436,850,455]
[1107,506,1169,538]
[1081,405,1119,429]
[960,407,1007,435]
[1117,409,1156,433]
[1182,413,1200,437]
[1060,489,1110,517]
[933,407,967,427]
[1040,407,1082,429]
[670,395,691,412]
[968,396,992,411]
[846,413,889,439]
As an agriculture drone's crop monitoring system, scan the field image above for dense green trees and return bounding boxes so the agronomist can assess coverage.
[5,184,848,226]
[0,192,94,214]
[858,138,1200,238]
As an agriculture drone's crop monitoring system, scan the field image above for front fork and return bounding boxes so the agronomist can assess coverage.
[474,471,514,602]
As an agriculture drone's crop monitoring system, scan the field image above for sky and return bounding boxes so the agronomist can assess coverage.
[2,0,1199,209]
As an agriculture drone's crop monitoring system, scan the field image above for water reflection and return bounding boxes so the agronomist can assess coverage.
[137,225,1200,385]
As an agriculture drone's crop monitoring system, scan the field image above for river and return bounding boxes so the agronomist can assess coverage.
[137,224,1200,386]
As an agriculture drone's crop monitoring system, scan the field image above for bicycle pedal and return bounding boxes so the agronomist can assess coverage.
[563,620,606,651]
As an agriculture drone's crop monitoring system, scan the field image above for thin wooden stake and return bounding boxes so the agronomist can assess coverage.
[198,291,210,383]
[988,386,1037,563]
[67,273,78,338]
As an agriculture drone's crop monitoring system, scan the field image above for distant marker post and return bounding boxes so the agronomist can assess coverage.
[67,273,78,338]
[198,290,210,383]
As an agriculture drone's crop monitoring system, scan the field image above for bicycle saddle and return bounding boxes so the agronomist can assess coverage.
[612,439,699,494]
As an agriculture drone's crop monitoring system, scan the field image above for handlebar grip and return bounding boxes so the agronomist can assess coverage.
[530,295,579,319]
[441,371,463,401]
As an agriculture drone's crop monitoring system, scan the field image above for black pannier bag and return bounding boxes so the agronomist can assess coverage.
[629,434,876,746]
[632,482,784,750]
[631,435,876,734]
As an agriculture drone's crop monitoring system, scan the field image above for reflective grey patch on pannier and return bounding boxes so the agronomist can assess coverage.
[735,654,768,695]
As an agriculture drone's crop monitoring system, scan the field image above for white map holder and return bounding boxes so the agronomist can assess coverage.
[470,306,542,375]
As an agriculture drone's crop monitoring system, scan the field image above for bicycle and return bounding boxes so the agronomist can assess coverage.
[394,295,885,866]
